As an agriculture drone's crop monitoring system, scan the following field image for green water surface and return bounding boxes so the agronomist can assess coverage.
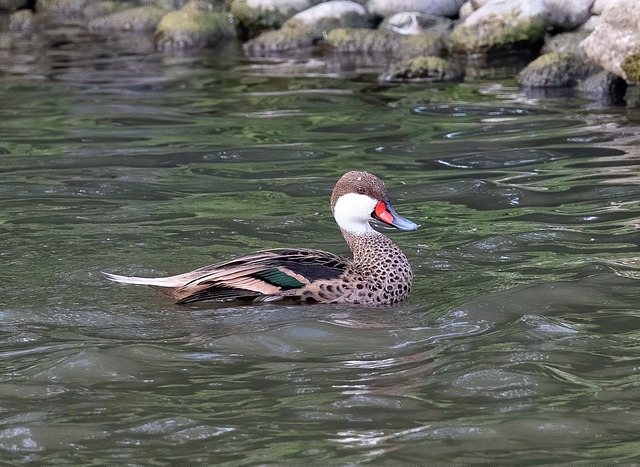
[2,37,640,464]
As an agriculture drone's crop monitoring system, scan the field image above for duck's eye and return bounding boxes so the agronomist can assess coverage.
[357,187,366,195]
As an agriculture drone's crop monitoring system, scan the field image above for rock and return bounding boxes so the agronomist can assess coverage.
[591,0,607,15]
[541,29,590,55]
[155,3,237,49]
[81,1,124,22]
[518,52,602,87]
[89,6,166,32]
[580,14,601,32]
[575,69,627,100]
[621,54,640,83]
[368,0,466,18]
[243,23,317,54]
[0,0,27,12]
[381,12,453,36]
[451,0,547,55]
[9,9,34,32]
[245,1,371,55]
[326,28,395,53]
[36,0,91,19]
[459,0,489,21]
[326,27,446,58]
[582,0,640,83]
[544,0,594,31]
[381,55,465,82]
[288,0,368,26]
[230,0,319,37]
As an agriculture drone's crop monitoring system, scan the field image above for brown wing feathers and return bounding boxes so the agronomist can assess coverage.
[172,248,347,304]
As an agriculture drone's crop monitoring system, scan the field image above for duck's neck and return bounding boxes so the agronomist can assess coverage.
[341,228,402,266]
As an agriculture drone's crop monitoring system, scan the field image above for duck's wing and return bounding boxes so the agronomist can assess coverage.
[104,248,347,304]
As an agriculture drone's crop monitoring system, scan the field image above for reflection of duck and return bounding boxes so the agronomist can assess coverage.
[105,171,418,305]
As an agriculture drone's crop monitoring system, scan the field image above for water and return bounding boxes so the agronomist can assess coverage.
[2,32,640,463]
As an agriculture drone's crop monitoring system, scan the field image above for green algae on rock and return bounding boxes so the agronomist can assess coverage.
[156,7,236,49]
[381,55,464,82]
[451,1,547,56]
[326,27,445,58]
[621,53,640,84]
[89,6,166,32]
[518,52,601,88]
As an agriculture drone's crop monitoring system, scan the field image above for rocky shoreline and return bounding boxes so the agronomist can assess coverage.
[1,0,637,101]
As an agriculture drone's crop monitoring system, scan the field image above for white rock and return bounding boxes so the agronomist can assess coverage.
[289,0,367,26]
[591,0,609,15]
[582,0,640,79]
[368,0,466,18]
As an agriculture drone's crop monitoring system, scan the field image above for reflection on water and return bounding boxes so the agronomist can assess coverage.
[2,35,640,464]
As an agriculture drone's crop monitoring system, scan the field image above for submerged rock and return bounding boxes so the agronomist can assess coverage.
[382,55,465,82]
[582,0,640,83]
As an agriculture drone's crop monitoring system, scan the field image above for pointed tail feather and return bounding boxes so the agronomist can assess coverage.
[102,272,184,288]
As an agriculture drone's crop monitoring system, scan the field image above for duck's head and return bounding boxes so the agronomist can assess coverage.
[330,171,419,235]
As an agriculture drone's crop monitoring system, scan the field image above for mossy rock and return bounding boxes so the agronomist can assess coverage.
[621,54,640,84]
[326,28,396,53]
[156,9,237,49]
[452,14,546,54]
[400,32,446,59]
[326,27,444,58]
[244,23,316,54]
[382,55,465,82]
[518,52,602,87]
[89,6,166,32]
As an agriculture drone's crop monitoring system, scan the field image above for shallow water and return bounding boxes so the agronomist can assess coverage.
[3,34,640,464]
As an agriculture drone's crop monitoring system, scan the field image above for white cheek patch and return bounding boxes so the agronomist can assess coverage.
[333,193,377,235]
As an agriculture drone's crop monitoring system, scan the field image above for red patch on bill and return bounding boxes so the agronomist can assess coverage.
[375,201,394,224]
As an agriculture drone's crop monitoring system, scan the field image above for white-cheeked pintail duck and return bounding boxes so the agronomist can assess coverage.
[104,171,418,305]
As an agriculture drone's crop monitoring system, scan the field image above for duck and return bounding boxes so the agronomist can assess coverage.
[104,171,418,305]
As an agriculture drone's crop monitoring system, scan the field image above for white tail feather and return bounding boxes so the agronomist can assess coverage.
[102,272,184,288]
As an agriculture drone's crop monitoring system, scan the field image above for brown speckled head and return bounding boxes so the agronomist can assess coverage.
[330,171,388,213]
